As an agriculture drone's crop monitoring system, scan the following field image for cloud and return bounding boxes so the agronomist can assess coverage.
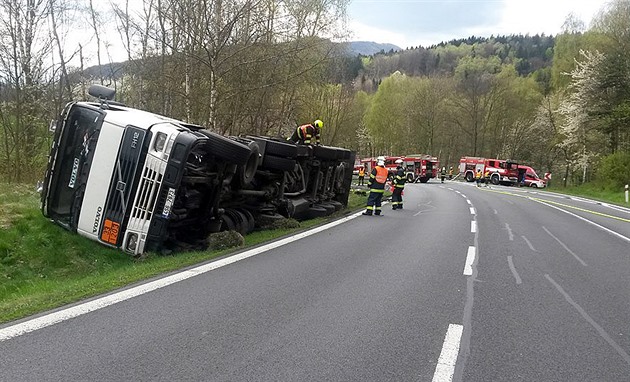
[346,0,608,48]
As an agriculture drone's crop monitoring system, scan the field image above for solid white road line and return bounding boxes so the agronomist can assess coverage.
[471,221,477,233]
[534,199,630,244]
[542,226,587,266]
[432,324,464,382]
[507,256,522,284]
[463,246,476,276]
[0,210,365,342]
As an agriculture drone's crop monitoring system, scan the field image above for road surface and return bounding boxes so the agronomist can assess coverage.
[1,181,629,381]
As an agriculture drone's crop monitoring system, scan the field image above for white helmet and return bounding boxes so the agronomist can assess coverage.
[376,156,385,166]
[395,159,403,164]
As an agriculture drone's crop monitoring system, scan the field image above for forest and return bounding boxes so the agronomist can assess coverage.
[1,0,630,190]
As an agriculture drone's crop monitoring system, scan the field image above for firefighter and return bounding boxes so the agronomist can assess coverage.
[484,169,490,187]
[363,156,388,216]
[440,167,446,183]
[392,159,405,210]
[358,164,366,186]
[448,166,454,180]
[475,168,483,187]
[288,119,323,145]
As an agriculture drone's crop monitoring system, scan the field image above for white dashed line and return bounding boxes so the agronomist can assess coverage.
[469,207,476,215]
[505,223,514,241]
[507,256,522,284]
[522,235,538,252]
[471,221,477,233]
[432,324,464,382]
[542,226,587,266]
[463,246,476,276]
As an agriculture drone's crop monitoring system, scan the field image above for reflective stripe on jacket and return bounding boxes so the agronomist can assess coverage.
[394,167,406,188]
[369,166,388,191]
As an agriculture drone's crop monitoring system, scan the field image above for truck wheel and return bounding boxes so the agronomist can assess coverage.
[313,145,338,160]
[254,137,299,158]
[491,175,499,185]
[406,173,414,183]
[307,205,328,219]
[261,155,296,171]
[237,141,260,186]
[465,172,474,182]
[198,130,252,166]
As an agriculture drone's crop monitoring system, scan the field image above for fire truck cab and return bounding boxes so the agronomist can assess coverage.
[459,156,519,185]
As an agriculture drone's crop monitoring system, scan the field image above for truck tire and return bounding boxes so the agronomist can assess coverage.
[198,130,252,166]
[237,141,260,186]
[313,145,338,160]
[261,155,296,172]
[491,175,500,185]
[406,173,414,183]
[307,205,328,219]
[259,137,298,158]
[465,172,474,182]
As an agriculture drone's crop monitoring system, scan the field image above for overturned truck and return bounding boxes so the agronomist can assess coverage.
[40,85,355,255]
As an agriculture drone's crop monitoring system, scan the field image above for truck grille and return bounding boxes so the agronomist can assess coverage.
[127,155,167,232]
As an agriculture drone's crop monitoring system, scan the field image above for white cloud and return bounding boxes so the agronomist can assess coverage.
[347,0,609,48]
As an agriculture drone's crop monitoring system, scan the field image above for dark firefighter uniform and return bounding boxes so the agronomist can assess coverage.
[289,122,321,145]
[363,164,388,216]
[392,165,406,210]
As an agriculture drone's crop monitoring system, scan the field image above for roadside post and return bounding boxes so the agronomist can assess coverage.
[625,184,629,204]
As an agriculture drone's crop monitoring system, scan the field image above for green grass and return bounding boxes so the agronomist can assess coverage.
[0,183,368,324]
[546,183,630,206]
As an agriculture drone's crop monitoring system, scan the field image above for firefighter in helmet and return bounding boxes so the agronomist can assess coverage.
[363,156,388,216]
[288,119,323,145]
[392,158,406,210]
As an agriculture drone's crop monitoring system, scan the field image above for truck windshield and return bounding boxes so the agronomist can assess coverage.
[46,105,104,227]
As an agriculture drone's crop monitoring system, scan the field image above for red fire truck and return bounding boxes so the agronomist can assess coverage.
[402,154,440,183]
[360,154,440,183]
[459,156,519,185]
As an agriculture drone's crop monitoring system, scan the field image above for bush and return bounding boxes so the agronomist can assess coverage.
[595,152,630,190]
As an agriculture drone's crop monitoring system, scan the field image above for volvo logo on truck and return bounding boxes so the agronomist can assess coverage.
[93,206,103,233]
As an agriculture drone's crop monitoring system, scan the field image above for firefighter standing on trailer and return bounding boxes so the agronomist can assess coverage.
[392,159,405,210]
[363,156,388,216]
[288,119,323,145]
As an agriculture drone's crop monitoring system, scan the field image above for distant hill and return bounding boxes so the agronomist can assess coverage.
[347,41,401,56]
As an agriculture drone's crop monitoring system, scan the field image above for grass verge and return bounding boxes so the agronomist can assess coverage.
[546,183,630,206]
[0,182,369,324]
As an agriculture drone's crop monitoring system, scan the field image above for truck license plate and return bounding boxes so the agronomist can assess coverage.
[162,187,176,218]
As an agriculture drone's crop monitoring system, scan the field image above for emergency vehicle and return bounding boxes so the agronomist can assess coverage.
[459,156,519,185]
[402,154,439,183]
[518,165,546,188]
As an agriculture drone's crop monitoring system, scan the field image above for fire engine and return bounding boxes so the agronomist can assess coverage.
[402,154,439,183]
[459,156,519,185]
[359,154,439,183]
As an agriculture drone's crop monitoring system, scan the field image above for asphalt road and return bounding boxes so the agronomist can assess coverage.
[1,181,629,381]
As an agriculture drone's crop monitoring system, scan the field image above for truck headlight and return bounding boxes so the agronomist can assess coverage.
[154,132,167,152]
[126,233,138,252]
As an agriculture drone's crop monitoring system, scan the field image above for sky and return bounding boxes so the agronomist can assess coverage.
[346,0,610,49]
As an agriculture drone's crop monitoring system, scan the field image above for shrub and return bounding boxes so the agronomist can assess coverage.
[595,152,630,190]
